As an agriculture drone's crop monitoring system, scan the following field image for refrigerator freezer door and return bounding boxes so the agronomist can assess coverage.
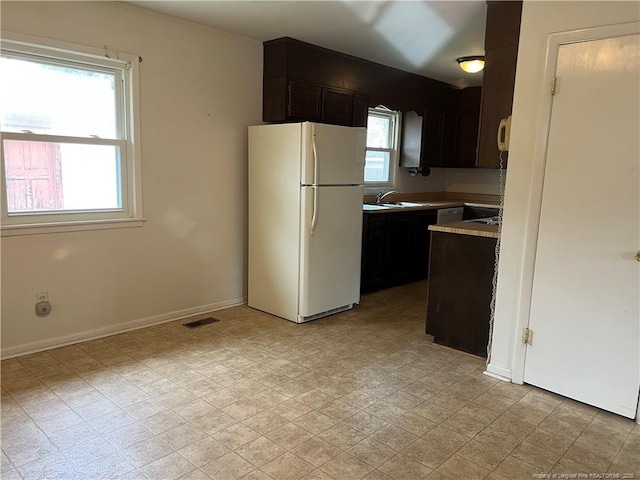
[301,123,366,186]
[299,185,363,321]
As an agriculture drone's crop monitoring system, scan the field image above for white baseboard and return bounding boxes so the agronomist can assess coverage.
[484,363,513,382]
[1,297,247,359]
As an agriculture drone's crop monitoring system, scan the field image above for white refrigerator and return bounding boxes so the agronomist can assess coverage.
[248,122,366,323]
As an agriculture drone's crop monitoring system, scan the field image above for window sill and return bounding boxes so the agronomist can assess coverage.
[1,217,146,237]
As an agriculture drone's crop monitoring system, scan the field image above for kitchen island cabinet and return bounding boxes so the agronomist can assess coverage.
[425,223,498,357]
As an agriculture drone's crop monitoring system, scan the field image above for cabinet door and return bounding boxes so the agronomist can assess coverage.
[361,214,388,293]
[426,232,496,355]
[288,80,322,121]
[412,211,437,280]
[386,213,414,286]
[476,46,518,168]
[263,77,287,122]
[421,108,442,167]
[401,109,459,168]
[438,110,460,167]
[352,94,369,127]
[457,86,482,168]
[322,87,353,125]
[420,108,460,167]
[399,111,422,168]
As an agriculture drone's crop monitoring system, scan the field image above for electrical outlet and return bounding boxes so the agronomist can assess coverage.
[36,292,49,303]
[36,302,52,316]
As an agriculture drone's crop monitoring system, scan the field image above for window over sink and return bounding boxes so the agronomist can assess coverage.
[364,107,400,188]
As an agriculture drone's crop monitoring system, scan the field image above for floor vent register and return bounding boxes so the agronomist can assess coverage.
[183,317,220,329]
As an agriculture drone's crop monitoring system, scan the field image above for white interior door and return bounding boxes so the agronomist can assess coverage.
[299,185,363,321]
[524,32,640,418]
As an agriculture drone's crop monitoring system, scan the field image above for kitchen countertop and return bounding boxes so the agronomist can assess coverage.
[362,200,501,214]
[362,190,501,214]
[362,192,501,238]
[429,221,499,239]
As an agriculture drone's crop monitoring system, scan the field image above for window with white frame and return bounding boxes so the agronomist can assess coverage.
[0,33,143,235]
[364,107,400,187]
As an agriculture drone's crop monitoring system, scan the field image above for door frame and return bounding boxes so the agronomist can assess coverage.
[509,21,640,385]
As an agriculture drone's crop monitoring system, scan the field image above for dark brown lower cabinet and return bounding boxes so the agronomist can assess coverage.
[361,210,437,293]
[426,231,497,357]
[361,214,388,292]
[412,211,437,280]
[385,213,415,286]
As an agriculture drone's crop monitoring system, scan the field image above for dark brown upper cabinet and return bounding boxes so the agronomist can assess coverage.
[352,94,369,128]
[484,0,523,50]
[476,1,522,168]
[287,80,321,121]
[457,86,482,167]
[263,39,368,127]
[266,77,366,127]
[321,87,353,126]
[399,107,464,169]
[476,46,519,168]
[262,37,456,128]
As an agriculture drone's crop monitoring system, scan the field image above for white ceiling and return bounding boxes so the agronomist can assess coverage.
[126,1,487,88]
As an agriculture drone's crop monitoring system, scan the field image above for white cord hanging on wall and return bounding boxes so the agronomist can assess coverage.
[486,148,507,366]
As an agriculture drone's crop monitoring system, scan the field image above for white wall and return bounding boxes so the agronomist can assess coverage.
[0,1,263,356]
[391,168,502,195]
[488,1,640,380]
[395,167,446,193]
[445,168,501,195]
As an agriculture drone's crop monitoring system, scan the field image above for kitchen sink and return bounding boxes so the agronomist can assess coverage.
[363,204,390,211]
[381,201,432,208]
[363,201,434,211]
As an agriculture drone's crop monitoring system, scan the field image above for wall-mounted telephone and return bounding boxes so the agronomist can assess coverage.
[497,115,512,152]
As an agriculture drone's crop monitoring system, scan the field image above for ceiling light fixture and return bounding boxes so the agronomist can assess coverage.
[457,56,485,73]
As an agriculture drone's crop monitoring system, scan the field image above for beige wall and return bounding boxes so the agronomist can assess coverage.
[387,168,501,195]
[488,1,640,380]
[445,168,501,195]
[1,2,263,356]
[395,167,446,193]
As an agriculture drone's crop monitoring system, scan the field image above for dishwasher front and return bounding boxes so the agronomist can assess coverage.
[436,207,464,224]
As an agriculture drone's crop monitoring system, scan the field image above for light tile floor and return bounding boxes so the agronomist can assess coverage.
[1,281,638,480]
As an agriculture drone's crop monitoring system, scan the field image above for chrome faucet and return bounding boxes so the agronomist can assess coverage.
[376,190,400,204]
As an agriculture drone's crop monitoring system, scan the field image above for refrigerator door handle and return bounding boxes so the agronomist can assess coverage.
[311,124,319,185]
[310,124,319,235]
[311,185,319,235]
